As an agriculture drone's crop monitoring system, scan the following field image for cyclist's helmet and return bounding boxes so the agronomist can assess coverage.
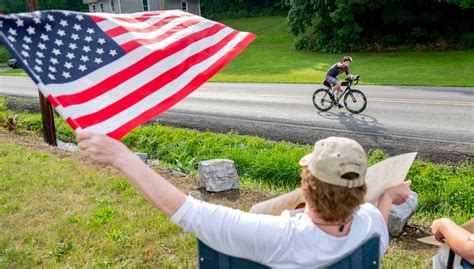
[343,56,353,62]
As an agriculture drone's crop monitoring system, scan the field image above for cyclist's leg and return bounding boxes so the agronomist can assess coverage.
[325,76,339,105]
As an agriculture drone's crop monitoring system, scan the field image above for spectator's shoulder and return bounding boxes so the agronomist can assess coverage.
[358,203,384,220]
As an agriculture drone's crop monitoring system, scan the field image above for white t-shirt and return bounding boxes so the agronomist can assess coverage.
[172,196,389,268]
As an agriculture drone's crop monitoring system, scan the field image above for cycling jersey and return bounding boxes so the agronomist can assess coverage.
[326,62,350,78]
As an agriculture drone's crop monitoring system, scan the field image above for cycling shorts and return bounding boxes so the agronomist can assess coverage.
[325,75,338,86]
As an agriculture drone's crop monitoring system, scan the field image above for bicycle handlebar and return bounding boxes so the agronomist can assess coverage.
[346,75,360,86]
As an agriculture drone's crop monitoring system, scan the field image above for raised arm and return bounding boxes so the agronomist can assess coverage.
[249,188,305,215]
[77,132,187,217]
[432,218,474,264]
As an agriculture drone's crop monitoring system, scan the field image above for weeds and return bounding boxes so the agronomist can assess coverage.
[50,241,74,260]
[87,207,114,228]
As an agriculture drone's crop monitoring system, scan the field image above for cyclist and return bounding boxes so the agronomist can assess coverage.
[325,56,353,108]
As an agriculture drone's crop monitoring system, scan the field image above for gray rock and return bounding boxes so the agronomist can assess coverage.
[135,153,148,163]
[57,140,79,152]
[388,191,418,237]
[198,159,239,192]
[5,96,41,113]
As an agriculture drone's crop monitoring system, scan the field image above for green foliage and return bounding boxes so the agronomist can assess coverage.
[50,241,74,260]
[122,126,309,190]
[0,45,12,63]
[287,0,474,52]
[87,207,115,228]
[201,0,288,19]
[107,229,130,248]
[0,0,86,14]
[409,161,474,225]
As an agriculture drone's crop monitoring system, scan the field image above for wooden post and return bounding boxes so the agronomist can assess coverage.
[26,0,57,146]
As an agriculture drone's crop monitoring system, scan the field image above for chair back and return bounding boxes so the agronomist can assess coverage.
[198,235,380,269]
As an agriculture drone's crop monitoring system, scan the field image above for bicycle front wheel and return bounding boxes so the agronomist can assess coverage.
[312,88,333,112]
[343,89,367,114]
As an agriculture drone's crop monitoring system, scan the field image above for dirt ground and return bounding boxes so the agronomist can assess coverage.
[0,130,438,261]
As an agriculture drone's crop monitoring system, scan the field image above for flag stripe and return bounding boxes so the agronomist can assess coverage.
[107,32,257,139]
[53,23,229,108]
[94,10,189,31]
[113,16,202,46]
[106,15,186,37]
[44,20,218,95]
[73,30,241,128]
[120,19,204,52]
[91,10,178,24]
[82,32,252,135]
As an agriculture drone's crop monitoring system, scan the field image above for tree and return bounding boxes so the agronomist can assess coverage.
[287,0,474,52]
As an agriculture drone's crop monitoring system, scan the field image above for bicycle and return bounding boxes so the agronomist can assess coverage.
[312,75,367,114]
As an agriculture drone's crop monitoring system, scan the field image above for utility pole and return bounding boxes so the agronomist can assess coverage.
[25,0,57,146]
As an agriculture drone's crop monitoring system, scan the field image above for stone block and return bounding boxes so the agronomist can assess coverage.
[198,159,239,192]
[388,191,418,237]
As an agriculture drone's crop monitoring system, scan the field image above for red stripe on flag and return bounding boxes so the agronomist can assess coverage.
[66,117,78,130]
[106,15,187,38]
[108,33,257,139]
[74,30,241,129]
[54,23,227,107]
[121,18,204,52]
[91,15,107,23]
[47,95,59,107]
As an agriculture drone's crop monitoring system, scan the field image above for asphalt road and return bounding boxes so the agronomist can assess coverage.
[1,76,473,163]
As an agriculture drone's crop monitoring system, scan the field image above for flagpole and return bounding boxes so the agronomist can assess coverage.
[26,0,57,146]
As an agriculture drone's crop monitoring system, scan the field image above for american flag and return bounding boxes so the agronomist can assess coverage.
[0,10,255,139]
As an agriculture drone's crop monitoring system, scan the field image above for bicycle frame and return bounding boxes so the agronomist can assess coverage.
[324,76,360,103]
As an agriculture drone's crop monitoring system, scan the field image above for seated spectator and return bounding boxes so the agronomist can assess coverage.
[77,133,410,267]
[430,218,474,269]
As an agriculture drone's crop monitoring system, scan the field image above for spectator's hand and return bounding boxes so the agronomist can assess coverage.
[77,132,134,169]
[383,181,411,205]
[431,218,449,243]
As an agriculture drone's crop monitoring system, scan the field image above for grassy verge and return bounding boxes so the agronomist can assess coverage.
[0,138,196,267]
[0,99,472,226]
[1,101,470,267]
[212,16,474,86]
[0,133,436,268]
[1,17,473,86]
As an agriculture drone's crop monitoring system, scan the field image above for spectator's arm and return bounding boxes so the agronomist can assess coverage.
[249,188,305,215]
[432,218,474,264]
[77,132,187,217]
[377,181,411,224]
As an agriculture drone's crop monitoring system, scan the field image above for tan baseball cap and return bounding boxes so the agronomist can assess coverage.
[299,137,367,188]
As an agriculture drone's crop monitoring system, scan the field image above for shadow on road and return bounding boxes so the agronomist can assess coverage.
[317,111,388,134]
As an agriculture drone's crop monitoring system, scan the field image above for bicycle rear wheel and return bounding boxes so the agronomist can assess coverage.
[312,88,333,112]
[343,89,367,114]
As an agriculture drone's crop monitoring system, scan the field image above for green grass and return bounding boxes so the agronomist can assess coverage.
[1,16,473,86]
[0,140,196,267]
[213,16,474,86]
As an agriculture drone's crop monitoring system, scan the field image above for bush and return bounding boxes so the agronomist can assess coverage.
[460,34,474,49]
[287,0,474,52]
[0,45,12,63]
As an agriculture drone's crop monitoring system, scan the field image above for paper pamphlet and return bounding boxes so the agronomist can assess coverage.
[364,152,417,204]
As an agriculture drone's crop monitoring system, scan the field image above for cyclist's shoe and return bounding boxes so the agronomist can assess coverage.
[337,103,344,109]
